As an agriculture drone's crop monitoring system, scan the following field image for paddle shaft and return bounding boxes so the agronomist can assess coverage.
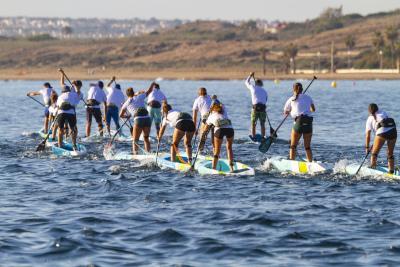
[28,95,45,107]
[270,76,317,137]
[192,118,202,148]
[155,115,163,165]
[36,112,60,151]
[355,146,372,175]
[61,71,88,106]
[108,118,131,146]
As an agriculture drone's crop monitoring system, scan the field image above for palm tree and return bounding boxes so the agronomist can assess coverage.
[385,26,399,68]
[373,31,385,68]
[284,43,298,74]
[345,35,356,68]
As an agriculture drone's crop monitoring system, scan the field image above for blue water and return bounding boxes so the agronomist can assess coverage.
[1,79,400,266]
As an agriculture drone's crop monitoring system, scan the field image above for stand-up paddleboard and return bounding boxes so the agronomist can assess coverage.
[265,157,331,175]
[156,153,192,172]
[178,152,255,176]
[196,156,255,176]
[249,134,263,143]
[249,134,289,145]
[51,142,87,157]
[345,164,400,179]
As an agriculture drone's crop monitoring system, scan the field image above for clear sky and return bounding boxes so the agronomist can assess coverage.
[2,0,399,21]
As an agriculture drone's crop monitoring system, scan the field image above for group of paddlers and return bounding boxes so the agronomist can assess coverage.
[27,70,396,172]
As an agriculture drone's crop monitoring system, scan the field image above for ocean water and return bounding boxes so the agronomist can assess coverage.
[1,79,400,266]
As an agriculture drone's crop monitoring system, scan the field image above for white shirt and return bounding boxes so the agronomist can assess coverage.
[206,112,232,132]
[162,110,183,128]
[40,87,55,106]
[57,91,80,115]
[245,75,268,105]
[366,110,395,135]
[147,89,166,104]
[87,86,107,108]
[193,95,212,118]
[106,86,125,108]
[121,94,147,118]
[284,94,314,119]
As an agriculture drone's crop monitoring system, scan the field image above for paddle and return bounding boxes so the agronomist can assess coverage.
[36,113,59,152]
[59,69,88,106]
[355,146,372,175]
[252,74,277,139]
[191,125,213,170]
[105,118,131,149]
[191,118,202,149]
[27,95,45,107]
[155,114,164,166]
[259,76,318,153]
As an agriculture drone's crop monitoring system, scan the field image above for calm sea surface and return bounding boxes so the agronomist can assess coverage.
[1,79,400,266]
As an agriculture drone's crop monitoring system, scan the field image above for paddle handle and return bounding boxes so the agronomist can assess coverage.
[60,70,88,106]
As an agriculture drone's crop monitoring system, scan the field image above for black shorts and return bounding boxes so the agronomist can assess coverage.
[86,107,103,125]
[57,113,77,130]
[377,128,397,140]
[215,128,234,139]
[293,115,313,134]
[176,120,195,132]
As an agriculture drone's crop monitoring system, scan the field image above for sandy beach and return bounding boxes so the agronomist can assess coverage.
[0,68,400,81]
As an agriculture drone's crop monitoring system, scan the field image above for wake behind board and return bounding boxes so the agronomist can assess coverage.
[265,157,331,175]
[345,164,400,179]
[103,149,155,161]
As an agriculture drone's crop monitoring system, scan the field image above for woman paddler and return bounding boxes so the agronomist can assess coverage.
[283,82,315,162]
[201,99,235,171]
[119,82,155,154]
[365,103,397,173]
[158,101,195,164]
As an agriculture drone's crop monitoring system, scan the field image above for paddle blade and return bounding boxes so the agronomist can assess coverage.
[35,141,46,152]
[259,137,273,153]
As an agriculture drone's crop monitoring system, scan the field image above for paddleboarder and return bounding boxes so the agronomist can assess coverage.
[365,103,397,173]
[284,82,315,162]
[245,72,268,141]
[26,82,56,133]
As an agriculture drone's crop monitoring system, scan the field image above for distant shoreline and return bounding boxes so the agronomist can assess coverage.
[1,68,400,81]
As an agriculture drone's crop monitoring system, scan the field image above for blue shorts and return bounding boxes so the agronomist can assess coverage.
[44,107,49,117]
[106,106,120,128]
[147,107,162,124]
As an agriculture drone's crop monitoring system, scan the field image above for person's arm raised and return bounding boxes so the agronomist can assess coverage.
[145,82,156,97]
[58,68,65,87]
[107,76,115,88]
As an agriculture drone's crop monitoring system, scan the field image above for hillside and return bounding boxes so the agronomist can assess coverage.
[0,9,399,79]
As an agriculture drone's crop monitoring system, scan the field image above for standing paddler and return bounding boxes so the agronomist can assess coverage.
[244,72,268,141]
[159,101,196,164]
[201,99,235,171]
[54,84,80,150]
[365,103,397,173]
[105,77,125,135]
[86,81,107,137]
[192,87,212,139]
[283,82,315,162]
[26,82,56,133]
[119,83,155,154]
[147,83,167,136]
